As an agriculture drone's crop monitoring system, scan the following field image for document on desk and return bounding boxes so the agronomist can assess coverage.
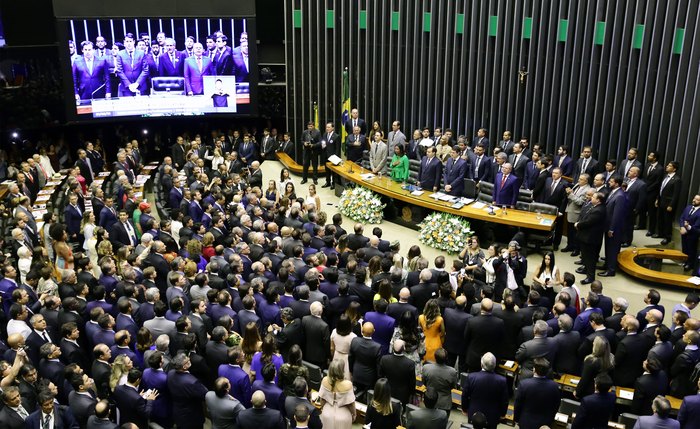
[438,195,456,202]
[687,276,700,285]
[360,173,375,180]
[411,190,425,196]
[540,219,554,226]
[472,202,486,209]
[619,389,634,400]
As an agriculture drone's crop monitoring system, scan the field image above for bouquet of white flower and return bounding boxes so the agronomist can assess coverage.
[338,186,385,224]
[418,212,473,254]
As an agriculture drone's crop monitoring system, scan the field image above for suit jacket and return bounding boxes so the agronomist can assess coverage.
[532,169,550,202]
[513,376,561,429]
[576,203,606,247]
[523,160,540,190]
[68,390,97,428]
[235,407,286,429]
[461,370,509,428]
[158,51,185,76]
[378,353,415,405]
[409,283,437,315]
[625,178,647,213]
[508,153,529,180]
[658,174,682,209]
[64,204,83,236]
[284,397,322,429]
[571,391,617,429]
[0,406,25,429]
[644,162,665,195]
[260,135,279,160]
[678,393,700,429]
[141,367,170,424]
[206,391,246,429]
[443,157,468,196]
[219,364,253,408]
[670,347,700,397]
[113,384,152,428]
[553,155,574,177]
[212,48,234,75]
[573,157,599,183]
[300,315,330,367]
[91,360,111,400]
[418,156,443,191]
[492,173,519,207]
[406,408,449,429]
[73,56,111,100]
[633,415,681,429]
[344,118,368,136]
[422,363,458,411]
[115,49,148,95]
[86,416,118,429]
[632,371,669,416]
[231,47,250,82]
[443,307,471,355]
[515,336,559,379]
[369,140,388,172]
[543,178,569,212]
[345,133,366,162]
[98,206,118,232]
[469,154,491,183]
[680,204,700,238]
[184,55,214,95]
[60,339,90,370]
[605,188,628,234]
[349,336,382,388]
[613,333,649,387]
[25,405,79,429]
[464,314,505,372]
[167,370,209,428]
[364,311,395,355]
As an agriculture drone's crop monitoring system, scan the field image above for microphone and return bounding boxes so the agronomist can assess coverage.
[91,83,107,99]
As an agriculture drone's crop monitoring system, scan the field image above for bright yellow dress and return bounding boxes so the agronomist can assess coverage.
[418,314,443,363]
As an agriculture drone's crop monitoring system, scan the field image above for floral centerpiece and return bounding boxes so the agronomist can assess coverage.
[418,212,473,254]
[338,186,385,224]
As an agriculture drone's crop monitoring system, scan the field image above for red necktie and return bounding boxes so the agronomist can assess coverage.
[500,175,507,189]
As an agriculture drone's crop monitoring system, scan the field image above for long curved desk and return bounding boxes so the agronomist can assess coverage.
[327,160,556,231]
[617,248,698,289]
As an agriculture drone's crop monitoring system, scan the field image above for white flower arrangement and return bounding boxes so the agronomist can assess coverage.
[338,186,385,224]
[418,212,473,254]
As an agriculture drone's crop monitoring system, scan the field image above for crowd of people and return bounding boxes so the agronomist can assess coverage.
[0,118,699,429]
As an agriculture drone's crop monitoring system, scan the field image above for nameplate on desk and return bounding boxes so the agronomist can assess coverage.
[569,378,580,385]
[98,172,111,177]
[618,389,634,400]
[46,181,62,186]
[38,190,53,195]
[554,413,569,423]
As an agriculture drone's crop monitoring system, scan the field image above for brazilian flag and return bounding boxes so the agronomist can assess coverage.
[341,68,350,148]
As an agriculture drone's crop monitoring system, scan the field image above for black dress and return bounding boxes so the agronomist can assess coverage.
[365,404,402,429]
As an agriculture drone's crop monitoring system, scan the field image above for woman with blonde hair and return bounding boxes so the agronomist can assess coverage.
[319,359,356,429]
[419,299,445,362]
[365,378,402,428]
[109,355,134,392]
[81,210,96,252]
[575,335,614,399]
[201,232,215,261]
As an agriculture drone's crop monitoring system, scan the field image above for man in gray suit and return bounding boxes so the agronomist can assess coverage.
[407,387,449,429]
[387,120,407,154]
[206,377,246,429]
[144,301,176,338]
[369,132,388,174]
[563,175,591,255]
[515,320,559,380]
[421,348,458,413]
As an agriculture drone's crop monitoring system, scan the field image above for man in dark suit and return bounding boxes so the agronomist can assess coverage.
[469,143,491,184]
[116,33,148,96]
[378,340,415,406]
[553,145,574,177]
[464,299,505,372]
[212,35,234,75]
[284,378,322,429]
[60,323,89,371]
[168,353,209,429]
[655,161,682,244]
[251,364,285,413]
[301,302,330,369]
[532,157,552,202]
[236,390,286,429]
[613,317,649,387]
[619,147,643,179]
[492,162,519,207]
[552,314,581,375]
[409,269,437,315]
[26,390,79,429]
[0,386,30,429]
[624,166,647,245]
[570,374,617,429]
[643,150,664,233]
[497,131,515,155]
[443,146,468,196]
[91,344,112,400]
[513,358,561,429]
[418,146,443,192]
[158,38,185,76]
[543,167,570,249]
[407,388,449,429]
[635,396,684,429]
[110,210,138,251]
[344,124,366,163]
[679,194,700,271]
[600,175,628,277]
[443,296,471,372]
[64,194,83,243]
[572,146,599,184]
[319,122,340,188]
[67,373,97,428]
[349,322,382,392]
[515,320,559,379]
[631,357,669,416]
[73,41,111,103]
[575,192,607,284]
[678,378,700,427]
[508,142,529,184]
[274,308,304,362]
[461,352,509,429]
[300,120,322,185]
[184,42,214,96]
[218,347,253,408]
[231,38,250,83]
[344,108,368,137]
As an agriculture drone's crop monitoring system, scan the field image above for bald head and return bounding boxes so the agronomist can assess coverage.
[362,322,375,337]
[480,298,494,313]
[399,288,410,301]
[646,309,663,324]
[393,339,405,354]
[370,236,379,248]
[455,295,466,306]
[252,390,266,408]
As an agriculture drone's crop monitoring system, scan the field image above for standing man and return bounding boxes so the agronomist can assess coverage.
[573,146,599,184]
[498,131,515,155]
[345,125,366,163]
[212,35,233,76]
[619,148,643,180]
[368,132,388,175]
[553,145,574,177]
[508,142,529,184]
[473,128,489,149]
[159,38,184,77]
[184,42,214,96]
[344,108,367,136]
[544,167,570,250]
[563,174,591,256]
[116,33,148,96]
[655,161,682,245]
[260,128,278,161]
[320,122,339,188]
[469,143,491,185]
[513,358,561,429]
[623,166,647,246]
[600,175,628,277]
[643,151,664,234]
[417,146,443,192]
[387,121,407,153]
[443,146,468,197]
[73,41,111,103]
[576,192,607,284]
[492,163,519,208]
[301,121,321,185]
[680,195,700,271]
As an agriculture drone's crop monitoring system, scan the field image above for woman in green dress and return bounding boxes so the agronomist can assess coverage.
[389,144,409,182]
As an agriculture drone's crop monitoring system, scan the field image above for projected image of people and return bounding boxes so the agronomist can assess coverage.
[64,17,253,118]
